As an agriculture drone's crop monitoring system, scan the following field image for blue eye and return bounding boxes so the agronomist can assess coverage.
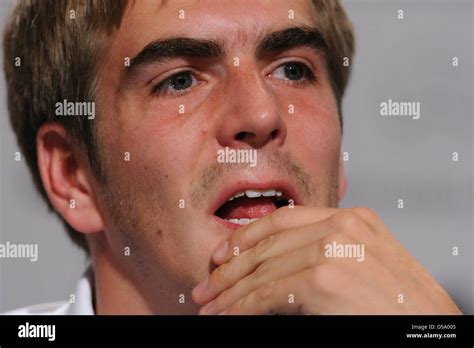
[169,72,193,90]
[152,71,196,96]
[272,62,316,82]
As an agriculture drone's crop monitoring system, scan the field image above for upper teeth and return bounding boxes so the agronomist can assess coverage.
[228,188,283,201]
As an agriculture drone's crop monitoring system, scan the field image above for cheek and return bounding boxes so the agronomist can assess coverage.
[122,128,187,183]
[287,87,341,143]
[109,115,209,205]
[287,95,341,170]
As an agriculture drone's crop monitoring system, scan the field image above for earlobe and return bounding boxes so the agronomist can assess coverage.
[36,123,105,234]
[338,153,348,201]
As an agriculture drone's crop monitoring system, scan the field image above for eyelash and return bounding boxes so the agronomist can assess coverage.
[151,61,317,97]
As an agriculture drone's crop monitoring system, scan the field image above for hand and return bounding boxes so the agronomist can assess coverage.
[192,206,462,315]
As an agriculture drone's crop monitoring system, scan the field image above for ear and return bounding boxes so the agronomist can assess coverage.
[338,152,348,201]
[37,123,105,234]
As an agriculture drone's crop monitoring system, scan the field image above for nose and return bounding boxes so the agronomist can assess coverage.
[216,68,287,149]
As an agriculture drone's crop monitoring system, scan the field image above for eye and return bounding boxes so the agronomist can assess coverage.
[152,71,197,96]
[271,62,316,83]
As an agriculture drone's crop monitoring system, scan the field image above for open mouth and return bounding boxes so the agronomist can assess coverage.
[214,188,293,227]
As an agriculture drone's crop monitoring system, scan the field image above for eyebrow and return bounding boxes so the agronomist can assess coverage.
[127,37,225,76]
[122,26,327,84]
[257,26,327,58]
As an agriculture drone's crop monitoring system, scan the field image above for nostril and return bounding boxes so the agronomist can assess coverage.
[235,129,279,143]
[235,131,254,141]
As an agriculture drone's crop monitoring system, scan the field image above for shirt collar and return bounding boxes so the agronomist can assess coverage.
[64,266,95,315]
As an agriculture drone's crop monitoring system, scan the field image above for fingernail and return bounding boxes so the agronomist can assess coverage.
[212,240,228,261]
[192,278,209,300]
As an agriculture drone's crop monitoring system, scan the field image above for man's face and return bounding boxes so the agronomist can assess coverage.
[95,0,342,303]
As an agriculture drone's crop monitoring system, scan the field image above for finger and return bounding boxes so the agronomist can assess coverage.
[198,239,327,313]
[211,206,341,265]
[193,216,337,304]
[213,269,314,315]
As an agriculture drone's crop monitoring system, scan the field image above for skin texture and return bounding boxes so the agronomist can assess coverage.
[36,0,461,314]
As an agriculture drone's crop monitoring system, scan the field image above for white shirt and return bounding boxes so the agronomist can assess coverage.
[3,268,95,315]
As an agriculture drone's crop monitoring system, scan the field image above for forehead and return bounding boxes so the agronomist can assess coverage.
[115,0,317,54]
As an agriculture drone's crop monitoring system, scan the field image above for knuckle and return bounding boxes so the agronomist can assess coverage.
[251,234,276,260]
[353,206,378,223]
[212,261,234,286]
[254,280,277,303]
[352,207,379,238]
[333,210,367,232]
[309,264,337,292]
[253,258,275,279]
[320,235,347,256]
[230,298,244,314]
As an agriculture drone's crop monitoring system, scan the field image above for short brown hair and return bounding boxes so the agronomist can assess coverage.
[3,0,128,252]
[311,0,355,114]
[3,0,354,253]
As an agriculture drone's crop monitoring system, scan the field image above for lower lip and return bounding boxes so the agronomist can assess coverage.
[213,216,250,231]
